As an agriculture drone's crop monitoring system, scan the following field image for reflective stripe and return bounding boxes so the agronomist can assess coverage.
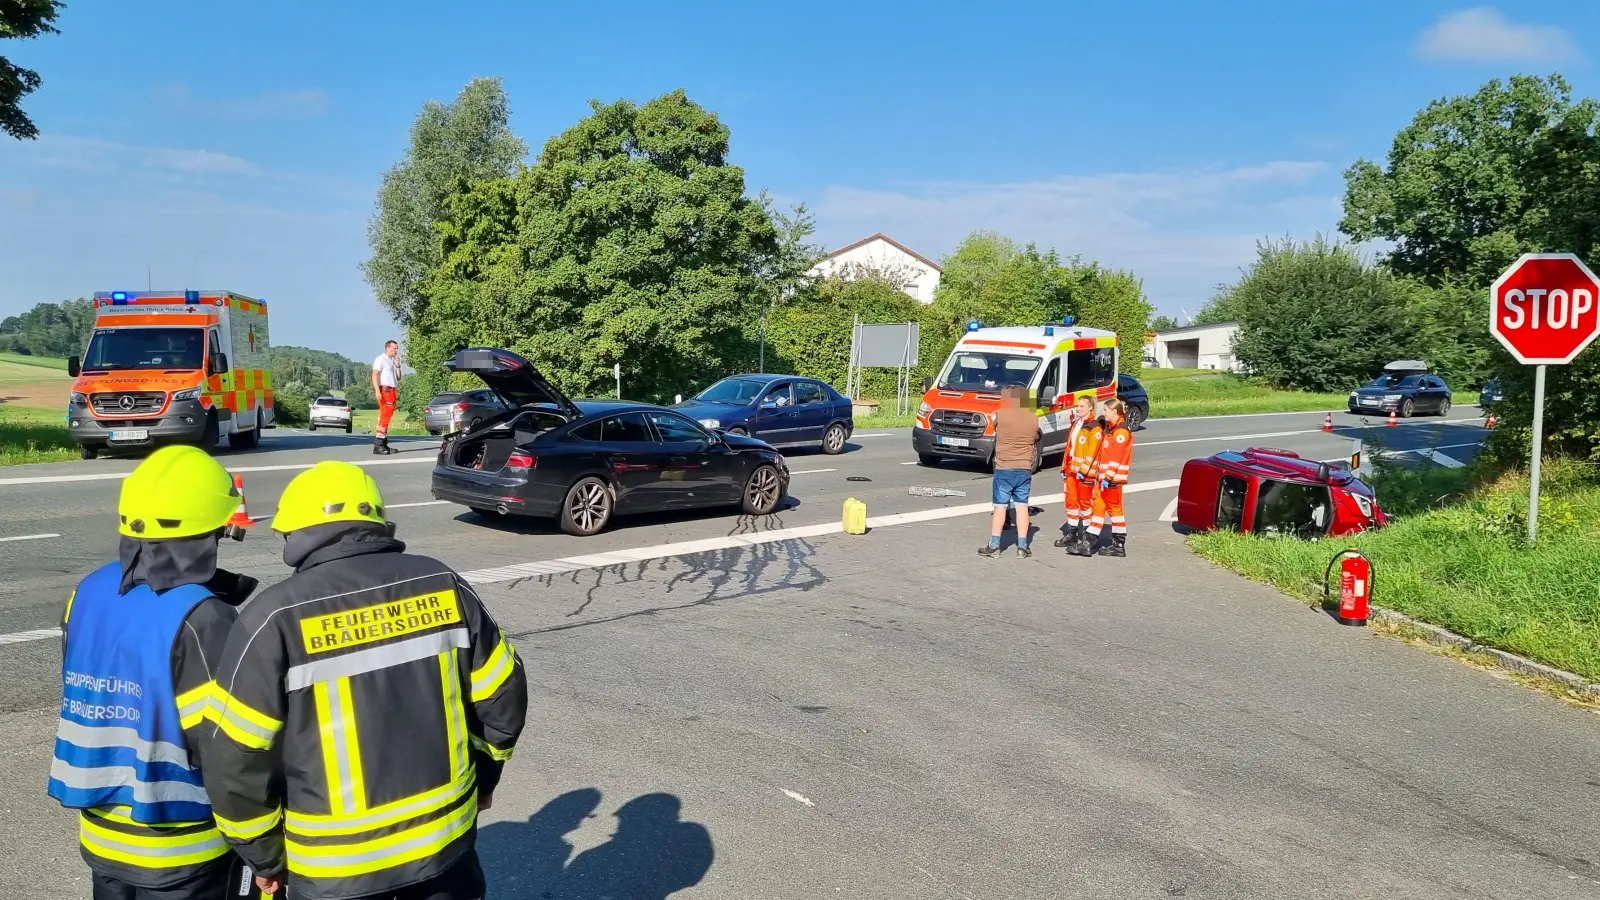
[315,678,367,815]
[55,719,192,768]
[215,806,282,840]
[470,733,513,762]
[286,628,469,691]
[49,758,209,806]
[208,688,282,750]
[286,774,473,836]
[469,637,516,702]
[287,790,477,879]
[440,650,470,782]
[64,590,76,624]
[176,683,211,730]
[80,815,227,867]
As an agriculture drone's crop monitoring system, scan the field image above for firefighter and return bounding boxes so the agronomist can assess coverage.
[204,461,528,900]
[47,445,260,900]
[1054,394,1103,554]
[1080,398,1134,557]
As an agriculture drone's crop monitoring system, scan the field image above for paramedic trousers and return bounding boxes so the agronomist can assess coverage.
[1087,484,1125,538]
[376,386,398,438]
[1063,475,1095,528]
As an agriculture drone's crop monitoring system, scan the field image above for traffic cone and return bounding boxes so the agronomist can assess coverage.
[1387,409,1397,428]
[1485,412,1497,428]
[1322,412,1333,432]
[227,473,254,529]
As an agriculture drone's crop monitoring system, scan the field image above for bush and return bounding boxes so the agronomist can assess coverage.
[274,395,309,426]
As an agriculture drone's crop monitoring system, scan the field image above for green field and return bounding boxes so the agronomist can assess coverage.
[1190,462,1600,683]
[1144,369,1346,418]
[0,404,76,466]
[0,351,70,371]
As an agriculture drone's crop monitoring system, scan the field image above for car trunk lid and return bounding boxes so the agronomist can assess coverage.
[443,348,581,419]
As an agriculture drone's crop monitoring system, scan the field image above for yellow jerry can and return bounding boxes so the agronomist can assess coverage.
[842,498,868,535]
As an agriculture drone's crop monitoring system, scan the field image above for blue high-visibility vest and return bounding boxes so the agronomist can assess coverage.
[48,561,214,823]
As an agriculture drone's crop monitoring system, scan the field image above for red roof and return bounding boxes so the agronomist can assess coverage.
[824,233,943,272]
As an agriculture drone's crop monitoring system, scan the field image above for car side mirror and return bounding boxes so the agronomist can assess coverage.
[67,356,80,377]
[211,353,229,375]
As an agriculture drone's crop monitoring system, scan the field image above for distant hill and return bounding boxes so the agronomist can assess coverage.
[270,345,375,408]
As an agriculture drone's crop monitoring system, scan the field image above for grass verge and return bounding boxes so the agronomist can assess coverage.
[351,408,430,436]
[1146,372,1346,418]
[1189,459,1600,683]
[0,404,77,466]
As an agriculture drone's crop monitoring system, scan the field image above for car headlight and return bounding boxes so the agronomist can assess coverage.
[1384,393,1402,401]
[1352,493,1374,518]
[1349,391,1358,399]
[971,412,989,426]
[917,401,931,418]
[698,418,720,429]
[172,387,202,402]
[70,391,87,405]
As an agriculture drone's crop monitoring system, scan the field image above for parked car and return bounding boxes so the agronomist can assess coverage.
[423,388,512,435]
[1177,447,1387,538]
[308,395,352,433]
[1347,360,1452,417]
[1478,378,1503,410]
[1117,374,1149,429]
[672,374,854,454]
[431,348,791,536]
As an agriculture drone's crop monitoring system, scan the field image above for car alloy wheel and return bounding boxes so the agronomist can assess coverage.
[743,465,782,515]
[561,477,613,536]
[1439,398,1451,417]
[1400,398,1415,418]
[822,423,847,455]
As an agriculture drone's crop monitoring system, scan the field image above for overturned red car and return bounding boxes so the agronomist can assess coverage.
[1177,447,1387,538]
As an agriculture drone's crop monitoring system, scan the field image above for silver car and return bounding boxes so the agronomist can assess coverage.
[423,389,511,435]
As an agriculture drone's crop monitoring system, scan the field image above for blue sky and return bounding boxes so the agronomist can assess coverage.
[1,1,1594,361]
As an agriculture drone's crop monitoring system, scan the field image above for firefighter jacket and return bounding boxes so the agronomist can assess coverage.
[203,523,528,900]
[49,556,255,889]
[1099,422,1134,485]
[1066,416,1104,480]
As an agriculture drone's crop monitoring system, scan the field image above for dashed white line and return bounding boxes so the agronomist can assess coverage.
[0,455,438,488]
[0,628,58,645]
[852,433,892,438]
[788,468,837,475]
[388,500,451,509]
[0,533,58,543]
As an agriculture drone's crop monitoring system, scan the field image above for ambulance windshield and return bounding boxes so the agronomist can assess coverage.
[82,327,205,371]
[937,352,1040,391]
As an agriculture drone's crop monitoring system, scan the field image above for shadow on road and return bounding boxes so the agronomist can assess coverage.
[455,497,803,537]
[478,789,713,900]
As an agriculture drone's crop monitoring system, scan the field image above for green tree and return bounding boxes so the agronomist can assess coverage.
[415,89,782,403]
[1149,314,1180,330]
[1341,74,1600,286]
[0,297,93,356]
[363,77,527,329]
[1,0,62,140]
[1066,262,1151,374]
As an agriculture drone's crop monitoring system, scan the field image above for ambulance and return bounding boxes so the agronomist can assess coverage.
[912,318,1119,469]
[66,291,275,459]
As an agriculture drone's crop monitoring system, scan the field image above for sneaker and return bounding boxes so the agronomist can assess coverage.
[1015,545,1033,559]
[978,544,1002,558]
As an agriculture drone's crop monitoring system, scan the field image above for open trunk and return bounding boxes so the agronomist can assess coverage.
[448,409,568,472]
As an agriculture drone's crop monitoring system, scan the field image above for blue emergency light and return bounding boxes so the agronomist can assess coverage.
[967,320,981,332]
[111,292,129,302]
[1043,325,1055,336]
[1061,316,1076,326]
[184,290,200,303]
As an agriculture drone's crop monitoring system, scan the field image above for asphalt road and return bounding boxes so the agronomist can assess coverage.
[3,406,1569,900]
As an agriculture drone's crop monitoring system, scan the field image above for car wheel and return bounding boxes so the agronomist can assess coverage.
[1127,404,1147,430]
[742,464,783,516]
[469,417,482,432]
[1400,398,1415,418]
[428,429,440,436]
[821,422,847,455]
[917,453,941,467]
[79,445,97,460]
[1438,398,1451,417]
[559,477,613,536]
[345,424,353,434]
[308,424,317,432]
[728,426,749,437]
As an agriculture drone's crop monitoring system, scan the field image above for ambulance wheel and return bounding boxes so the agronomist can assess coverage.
[1031,445,1044,474]
[228,410,263,449]
[198,413,220,452]
[917,453,941,467]
[79,445,97,460]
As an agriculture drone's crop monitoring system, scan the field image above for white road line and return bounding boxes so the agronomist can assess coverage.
[0,533,59,543]
[788,468,837,475]
[900,461,920,465]
[1159,498,1179,522]
[0,628,57,645]
[1140,429,1309,447]
[388,500,451,509]
[852,433,892,437]
[1415,449,1466,468]
[1149,405,1480,424]
[0,455,437,488]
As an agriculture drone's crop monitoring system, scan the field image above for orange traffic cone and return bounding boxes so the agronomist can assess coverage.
[1387,409,1397,428]
[1485,412,1497,428]
[1322,412,1333,432]
[227,473,254,529]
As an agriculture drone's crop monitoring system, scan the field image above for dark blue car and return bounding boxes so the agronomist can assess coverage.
[674,374,854,454]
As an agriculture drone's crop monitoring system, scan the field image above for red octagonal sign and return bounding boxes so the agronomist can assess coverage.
[1491,253,1600,365]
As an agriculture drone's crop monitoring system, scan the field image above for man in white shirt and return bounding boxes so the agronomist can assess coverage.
[371,340,402,455]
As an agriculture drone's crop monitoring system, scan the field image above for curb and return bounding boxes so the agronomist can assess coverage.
[1368,608,1600,699]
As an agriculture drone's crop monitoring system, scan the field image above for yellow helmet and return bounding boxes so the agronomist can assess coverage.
[118,445,239,539]
[272,461,387,534]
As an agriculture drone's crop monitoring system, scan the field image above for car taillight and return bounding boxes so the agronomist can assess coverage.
[506,451,536,470]
[454,403,470,411]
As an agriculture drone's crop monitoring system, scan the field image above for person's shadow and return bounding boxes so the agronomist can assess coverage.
[478,789,714,900]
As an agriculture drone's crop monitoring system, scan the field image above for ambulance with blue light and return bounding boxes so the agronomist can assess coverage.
[912,318,1119,470]
[66,290,275,459]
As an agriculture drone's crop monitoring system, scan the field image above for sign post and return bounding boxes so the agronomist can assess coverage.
[1489,253,1600,542]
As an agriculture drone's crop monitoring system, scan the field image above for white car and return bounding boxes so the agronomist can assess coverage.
[308,395,353,433]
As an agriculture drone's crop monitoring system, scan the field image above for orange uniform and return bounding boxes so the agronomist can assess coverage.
[1062,416,1103,531]
[1088,422,1133,541]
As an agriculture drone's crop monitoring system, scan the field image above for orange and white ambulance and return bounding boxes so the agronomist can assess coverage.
[912,318,1119,469]
[67,291,274,458]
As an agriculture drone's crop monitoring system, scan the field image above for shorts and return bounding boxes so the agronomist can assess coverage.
[991,469,1032,506]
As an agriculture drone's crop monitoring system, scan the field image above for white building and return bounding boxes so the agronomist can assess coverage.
[1152,321,1241,371]
[809,233,943,304]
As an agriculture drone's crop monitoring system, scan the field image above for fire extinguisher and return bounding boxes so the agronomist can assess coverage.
[1322,549,1373,627]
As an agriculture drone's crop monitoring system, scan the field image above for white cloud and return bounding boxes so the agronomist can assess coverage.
[158,84,333,120]
[1415,7,1579,64]
[813,161,1342,316]
[14,136,256,176]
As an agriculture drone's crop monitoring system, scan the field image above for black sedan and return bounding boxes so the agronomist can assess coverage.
[1347,365,1453,417]
[431,348,791,536]
[1117,374,1149,429]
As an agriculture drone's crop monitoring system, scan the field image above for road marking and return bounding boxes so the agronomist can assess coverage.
[852,433,892,437]
[1159,498,1179,522]
[789,468,837,475]
[0,628,57,645]
[0,533,59,543]
[0,455,437,488]
[1149,405,1480,424]
[457,478,1182,587]
[389,500,451,509]
[1138,417,1487,449]
[1415,449,1466,468]
[900,461,920,465]
[782,789,816,808]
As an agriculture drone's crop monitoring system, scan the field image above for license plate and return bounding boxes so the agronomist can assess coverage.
[1360,398,1378,406]
[937,436,969,447]
[110,429,149,441]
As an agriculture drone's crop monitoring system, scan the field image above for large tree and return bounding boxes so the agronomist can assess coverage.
[0,0,61,140]
[413,89,782,403]
[363,77,527,328]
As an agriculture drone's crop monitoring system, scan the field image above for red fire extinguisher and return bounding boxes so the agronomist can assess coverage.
[1323,550,1373,627]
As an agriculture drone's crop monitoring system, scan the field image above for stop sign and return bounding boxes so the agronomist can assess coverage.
[1490,253,1600,364]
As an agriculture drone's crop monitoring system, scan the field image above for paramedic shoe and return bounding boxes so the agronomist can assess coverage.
[1067,532,1094,557]
[1100,535,1126,558]
[978,543,1002,558]
[372,438,386,455]
[1053,531,1073,548]
[1015,545,1033,559]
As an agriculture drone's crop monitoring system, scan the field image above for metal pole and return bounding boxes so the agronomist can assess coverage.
[1528,364,1546,543]
[759,298,767,372]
